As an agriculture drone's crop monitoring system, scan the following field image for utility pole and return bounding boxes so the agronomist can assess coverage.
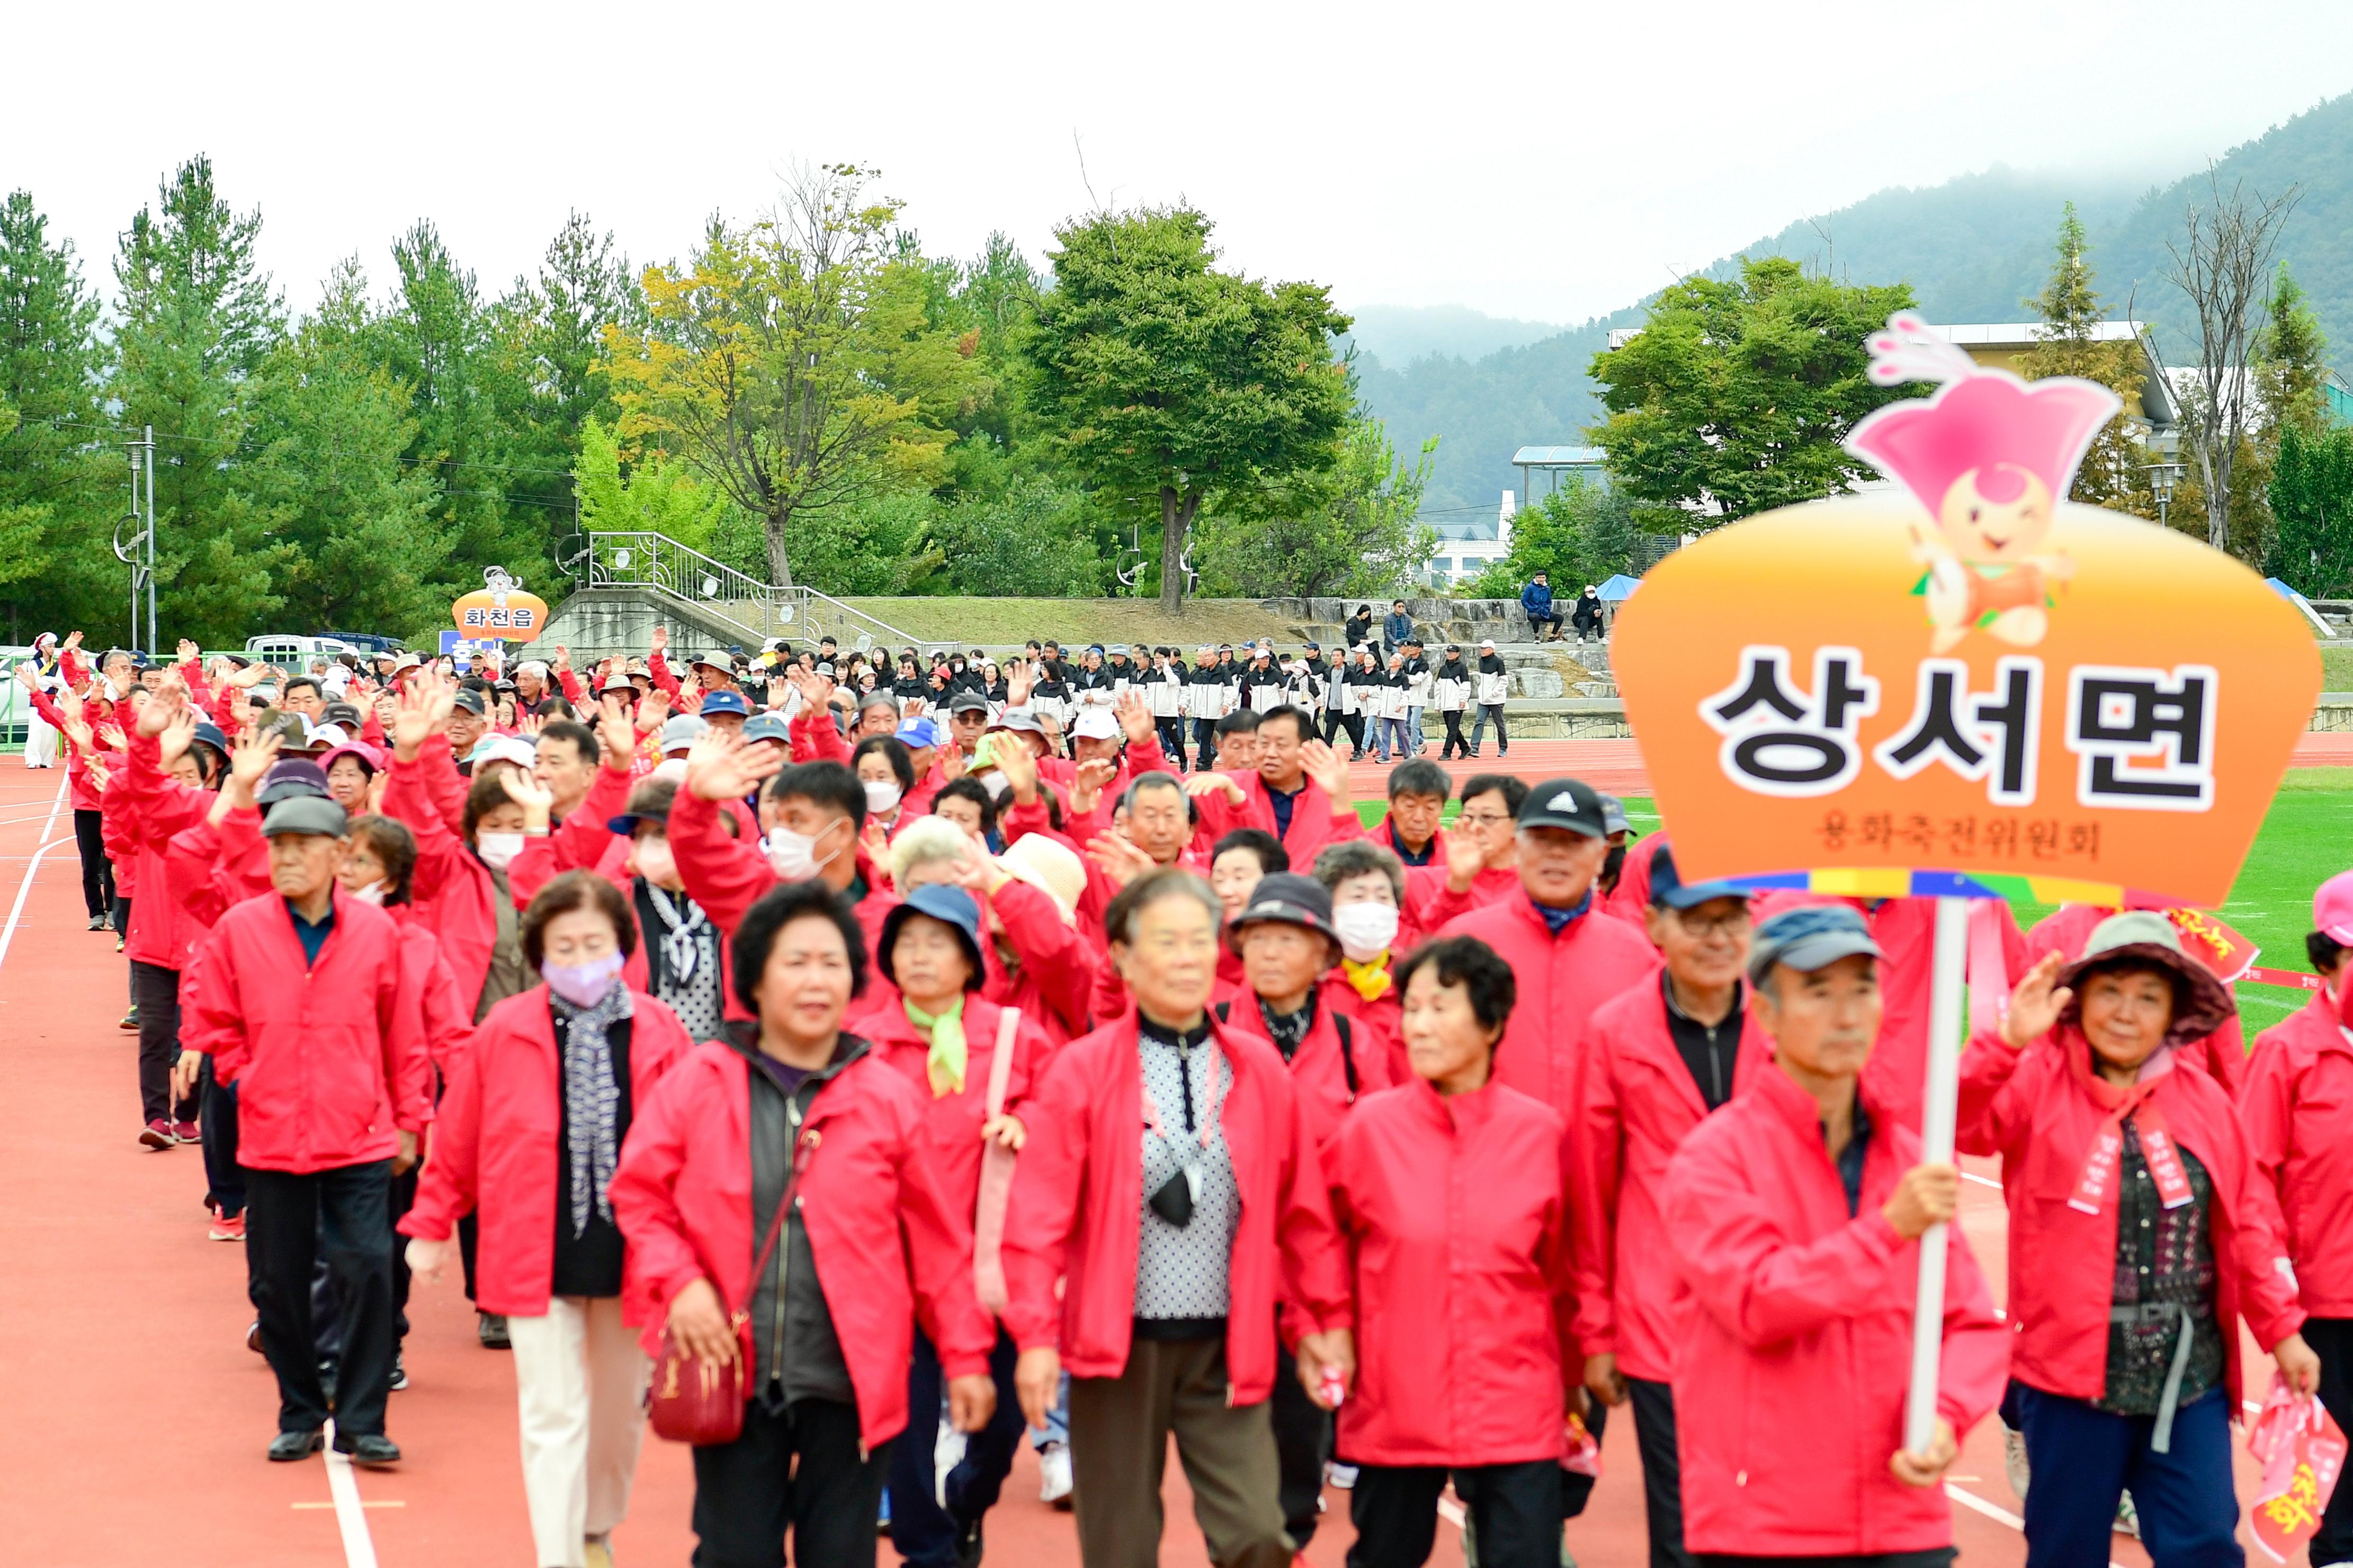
[141,425,157,653]
[118,427,159,652]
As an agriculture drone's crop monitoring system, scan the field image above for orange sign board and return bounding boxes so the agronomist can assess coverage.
[451,587,550,643]
[1613,495,2318,908]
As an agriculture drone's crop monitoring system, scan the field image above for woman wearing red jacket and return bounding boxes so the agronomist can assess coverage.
[1220,871,1392,1557]
[1960,911,2319,1566]
[1003,867,1354,1568]
[851,882,1047,1568]
[1327,934,1576,1568]
[609,879,996,1568]
[1664,904,2007,1565]
[1570,843,1764,1568]
[403,872,690,1568]
[2242,874,2353,1562]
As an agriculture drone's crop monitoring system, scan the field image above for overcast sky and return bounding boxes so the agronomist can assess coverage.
[9,1,2351,328]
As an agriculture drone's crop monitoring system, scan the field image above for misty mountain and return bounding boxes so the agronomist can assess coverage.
[1363,91,2353,521]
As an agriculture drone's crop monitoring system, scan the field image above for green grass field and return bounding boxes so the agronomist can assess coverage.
[1356,768,2353,1038]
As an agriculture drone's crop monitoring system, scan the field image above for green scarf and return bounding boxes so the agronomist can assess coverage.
[905,995,969,1097]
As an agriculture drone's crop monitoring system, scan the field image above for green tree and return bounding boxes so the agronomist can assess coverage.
[2269,423,2353,594]
[1027,204,1354,613]
[607,165,970,588]
[1195,410,1436,597]
[500,212,645,542]
[0,189,115,639]
[242,260,447,635]
[1588,256,1917,526]
[2256,262,2329,441]
[1465,478,1641,597]
[2018,202,2154,509]
[573,416,735,553]
[927,479,1109,597]
[112,155,290,644]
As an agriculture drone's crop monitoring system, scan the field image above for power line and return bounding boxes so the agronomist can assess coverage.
[15,415,586,483]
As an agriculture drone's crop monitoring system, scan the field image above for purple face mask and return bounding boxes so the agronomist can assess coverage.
[542,952,625,1007]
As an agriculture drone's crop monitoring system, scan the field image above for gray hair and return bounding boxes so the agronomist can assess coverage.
[1103,866,1223,946]
[1312,839,1406,904]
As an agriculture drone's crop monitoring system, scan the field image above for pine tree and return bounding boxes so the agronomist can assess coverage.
[2018,202,2150,511]
[2255,262,2328,441]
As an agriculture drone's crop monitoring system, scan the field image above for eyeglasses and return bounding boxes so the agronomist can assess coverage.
[1671,908,1753,938]
[1457,811,1514,827]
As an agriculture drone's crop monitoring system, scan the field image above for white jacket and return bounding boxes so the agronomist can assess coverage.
[1475,668,1512,706]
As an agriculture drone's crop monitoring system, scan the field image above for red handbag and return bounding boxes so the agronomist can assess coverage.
[646,1127,809,1445]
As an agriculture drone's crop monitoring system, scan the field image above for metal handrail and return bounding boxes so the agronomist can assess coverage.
[578,532,954,656]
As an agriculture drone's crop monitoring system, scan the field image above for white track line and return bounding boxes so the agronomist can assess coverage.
[0,777,68,974]
[1945,1482,2126,1568]
[322,1422,381,1568]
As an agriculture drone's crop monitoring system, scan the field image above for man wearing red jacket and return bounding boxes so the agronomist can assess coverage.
[1184,705,1363,870]
[1437,778,1658,1116]
[1571,843,1765,1568]
[1004,869,1354,1568]
[176,794,432,1468]
[1664,904,2007,1564]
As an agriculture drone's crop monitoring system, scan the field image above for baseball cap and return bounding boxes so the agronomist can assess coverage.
[690,650,731,672]
[697,688,752,718]
[896,716,941,749]
[1107,643,1129,657]
[257,758,332,805]
[990,706,1045,737]
[187,722,230,764]
[658,715,708,755]
[258,711,324,752]
[741,714,791,746]
[1646,841,1749,912]
[949,692,990,715]
[1479,637,1496,649]
[261,795,348,839]
[2316,870,2353,944]
[320,701,365,730]
[468,735,539,772]
[1070,707,1121,741]
[1228,873,1340,951]
[450,688,487,717]
[997,832,1084,925]
[1598,792,1631,837]
[1748,905,1884,985]
[1516,777,1607,837]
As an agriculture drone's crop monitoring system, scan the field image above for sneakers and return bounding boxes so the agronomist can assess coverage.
[934,1417,969,1508]
[584,1540,615,1568]
[87,913,109,931]
[174,1119,199,1143]
[478,1311,511,1349]
[246,1320,264,1354]
[115,930,125,953]
[389,1352,408,1392]
[119,1007,139,1031]
[1038,1440,1073,1508]
[138,1119,174,1150]
[209,1209,246,1242]
[1326,1461,1359,1490]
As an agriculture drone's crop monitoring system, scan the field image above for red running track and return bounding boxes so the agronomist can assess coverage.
[0,760,2304,1565]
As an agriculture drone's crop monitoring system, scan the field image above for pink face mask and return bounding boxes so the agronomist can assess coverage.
[542,952,624,1007]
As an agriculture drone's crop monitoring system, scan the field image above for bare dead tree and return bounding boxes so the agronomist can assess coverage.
[2164,166,2299,553]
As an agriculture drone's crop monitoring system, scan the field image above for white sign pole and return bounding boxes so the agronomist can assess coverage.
[1904,893,1970,1456]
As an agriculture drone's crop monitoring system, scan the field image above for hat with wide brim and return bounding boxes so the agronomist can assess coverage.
[1225,872,1341,955]
[2056,910,2236,1049]
[877,883,987,993]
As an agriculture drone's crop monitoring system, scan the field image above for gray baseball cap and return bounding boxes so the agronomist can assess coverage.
[1747,904,1884,985]
[261,796,349,839]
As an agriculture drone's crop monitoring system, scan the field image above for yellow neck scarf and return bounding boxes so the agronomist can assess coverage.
[1341,954,1393,1003]
[905,996,969,1097]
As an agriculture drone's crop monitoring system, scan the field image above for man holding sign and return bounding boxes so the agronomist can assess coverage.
[1662,905,2006,1565]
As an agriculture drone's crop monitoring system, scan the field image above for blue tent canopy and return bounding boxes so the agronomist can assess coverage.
[1596,574,1643,602]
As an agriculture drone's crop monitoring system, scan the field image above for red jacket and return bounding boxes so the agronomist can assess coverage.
[1000,1011,1350,1403]
[388,903,478,1078]
[1569,976,1768,1382]
[1328,1078,1576,1467]
[978,877,1096,1046]
[608,1034,995,1450]
[2243,991,2353,1315]
[1191,770,1364,870]
[1665,1064,2007,1558]
[844,994,1051,1224]
[181,889,434,1173]
[111,733,217,969]
[1367,812,1442,873]
[400,987,691,1319]
[2024,902,2246,1097]
[1956,1025,2302,1406]
[1319,970,1402,1081]
[1404,862,1519,944]
[1436,895,1659,1115]
[381,751,508,1011]
[1216,989,1393,1160]
[1756,893,2026,1132]
[510,765,636,909]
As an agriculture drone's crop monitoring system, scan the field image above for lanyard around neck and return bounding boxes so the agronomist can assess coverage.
[1141,1036,1220,1153]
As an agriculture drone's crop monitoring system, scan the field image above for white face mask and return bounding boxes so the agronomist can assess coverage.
[476,831,525,870]
[765,823,843,882]
[980,772,1010,800]
[863,779,903,814]
[1332,901,1400,963]
[631,834,679,890]
[651,757,690,784]
[346,879,388,907]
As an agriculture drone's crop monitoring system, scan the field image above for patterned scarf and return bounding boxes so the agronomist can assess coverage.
[645,883,722,1041]
[905,996,969,1097]
[552,981,634,1237]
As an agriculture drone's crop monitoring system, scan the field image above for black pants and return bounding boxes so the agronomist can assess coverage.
[72,807,112,918]
[244,1160,396,1438]
[1340,713,1366,757]
[1470,704,1508,754]
[2308,1316,2353,1563]
[1439,710,1470,758]
[1530,612,1563,640]
[1155,718,1187,770]
[1346,1458,1560,1568]
[1627,1377,1694,1568]
[692,1396,889,1568]
[1271,1339,1332,1549]
[1191,718,1218,772]
[130,960,195,1124]
[887,1328,1025,1567]
[199,1062,244,1218]
[1321,709,1346,746]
